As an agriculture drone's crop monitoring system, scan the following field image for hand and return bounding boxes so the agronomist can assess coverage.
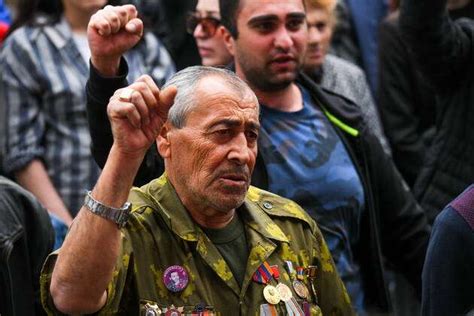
[87,5,143,76]
[107,75,177,159]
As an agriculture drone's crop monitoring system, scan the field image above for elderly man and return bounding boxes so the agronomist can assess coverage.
[84,1,430,314]
[40,63,352,314]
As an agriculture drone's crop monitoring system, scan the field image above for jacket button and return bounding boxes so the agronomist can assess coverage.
[263,202,273,209]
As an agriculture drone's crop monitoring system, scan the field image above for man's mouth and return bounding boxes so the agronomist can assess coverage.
[272,54,295,64]
[221,174,248,183]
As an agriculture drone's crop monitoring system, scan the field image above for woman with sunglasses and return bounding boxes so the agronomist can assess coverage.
[186,0,232,66]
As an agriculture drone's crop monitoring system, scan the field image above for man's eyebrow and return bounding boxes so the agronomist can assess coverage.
[287,12,306,20]
[209,118,243,129]
[208,118,260,130]
[246,121,260,131]
[248,14,278,26]
[248,12,306,26]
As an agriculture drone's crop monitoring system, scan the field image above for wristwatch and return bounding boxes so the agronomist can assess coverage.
[84,191,131,228]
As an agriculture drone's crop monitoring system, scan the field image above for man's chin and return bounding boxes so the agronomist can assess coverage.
[211,191,247,213]
[259,76,295,92]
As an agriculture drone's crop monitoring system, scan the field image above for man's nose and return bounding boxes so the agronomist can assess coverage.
[274,27,294,51]
[228,133,252,165]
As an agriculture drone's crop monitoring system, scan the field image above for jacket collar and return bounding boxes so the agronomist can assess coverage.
[130,174,290,295]
[131,174,289,244]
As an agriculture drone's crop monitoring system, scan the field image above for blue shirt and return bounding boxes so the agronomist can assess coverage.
[259,85,366,312]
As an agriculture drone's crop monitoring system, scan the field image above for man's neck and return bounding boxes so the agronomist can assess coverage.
[254,83,303,112]
[187,207,236,229]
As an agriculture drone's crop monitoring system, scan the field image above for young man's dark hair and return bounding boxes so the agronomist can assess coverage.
[219,0,240,38]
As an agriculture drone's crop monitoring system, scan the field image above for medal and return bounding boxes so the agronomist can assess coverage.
[306,265,319,305]
[272,265,304,315]
[263,284,281,305]
[276,283,293,302]
[285,261,296,277]
[292,280,310,300]
[163,265,189,293]
[253,261,274,284]
[144,302,161,316]
[284,261,310,301]
[165,309,181,316]
[296,266,305,281]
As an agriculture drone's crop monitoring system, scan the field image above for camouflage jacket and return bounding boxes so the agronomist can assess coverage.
[41,175,353,315]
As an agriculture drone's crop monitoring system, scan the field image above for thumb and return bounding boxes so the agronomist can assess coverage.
[160,86,178,109]
[125,18,144,37]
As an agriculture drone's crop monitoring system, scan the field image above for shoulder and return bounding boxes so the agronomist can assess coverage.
[446,184,474,231]
[128,177,166,213]
[245,186,316,228]
[324,54,365,79]
[1,26,36,53]
[297,73,365,133]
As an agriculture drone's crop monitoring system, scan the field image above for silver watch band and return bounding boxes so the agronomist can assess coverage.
[83,191,131,228]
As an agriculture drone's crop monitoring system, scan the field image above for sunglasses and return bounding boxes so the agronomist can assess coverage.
[186,12,221,37]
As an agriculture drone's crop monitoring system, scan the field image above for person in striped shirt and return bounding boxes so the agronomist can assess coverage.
[0,0,174,245]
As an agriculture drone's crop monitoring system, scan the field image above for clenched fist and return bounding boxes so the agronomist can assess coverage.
[87,5,143,76]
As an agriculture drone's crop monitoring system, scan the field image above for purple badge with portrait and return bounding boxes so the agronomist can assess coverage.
[163,265,189,293]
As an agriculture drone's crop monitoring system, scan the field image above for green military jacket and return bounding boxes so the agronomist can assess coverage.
[41,175,353,315]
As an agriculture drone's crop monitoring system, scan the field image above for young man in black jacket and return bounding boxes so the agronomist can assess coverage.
[85,1,430,313]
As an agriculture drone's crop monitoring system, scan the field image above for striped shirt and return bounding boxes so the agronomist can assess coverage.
[0,17,175,215]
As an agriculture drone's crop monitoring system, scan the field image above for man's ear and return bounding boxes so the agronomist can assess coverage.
[157,123,171,158]
[220,26,235,56]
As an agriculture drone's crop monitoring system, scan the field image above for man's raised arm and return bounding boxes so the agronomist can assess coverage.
[49,73,176,314]
[399,0,472,90]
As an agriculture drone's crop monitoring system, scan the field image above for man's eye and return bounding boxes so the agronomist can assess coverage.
[255,21,277,33]
[245,131,259,142]
[287,19,304,31]
[216,129,231,135]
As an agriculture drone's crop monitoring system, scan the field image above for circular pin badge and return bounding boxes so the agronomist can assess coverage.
[263,285,281,305]
[145,307,159,316]
[292,280,309,299]
[163,265,189,293]
[276,283,293,302]
[165,309,182,316]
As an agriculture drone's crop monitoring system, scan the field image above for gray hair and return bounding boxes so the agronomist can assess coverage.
[162,66,258,128]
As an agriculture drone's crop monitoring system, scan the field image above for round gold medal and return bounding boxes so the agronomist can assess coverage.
[263,285,281,305]
[276,283,293,302]
[292,280,310,299]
